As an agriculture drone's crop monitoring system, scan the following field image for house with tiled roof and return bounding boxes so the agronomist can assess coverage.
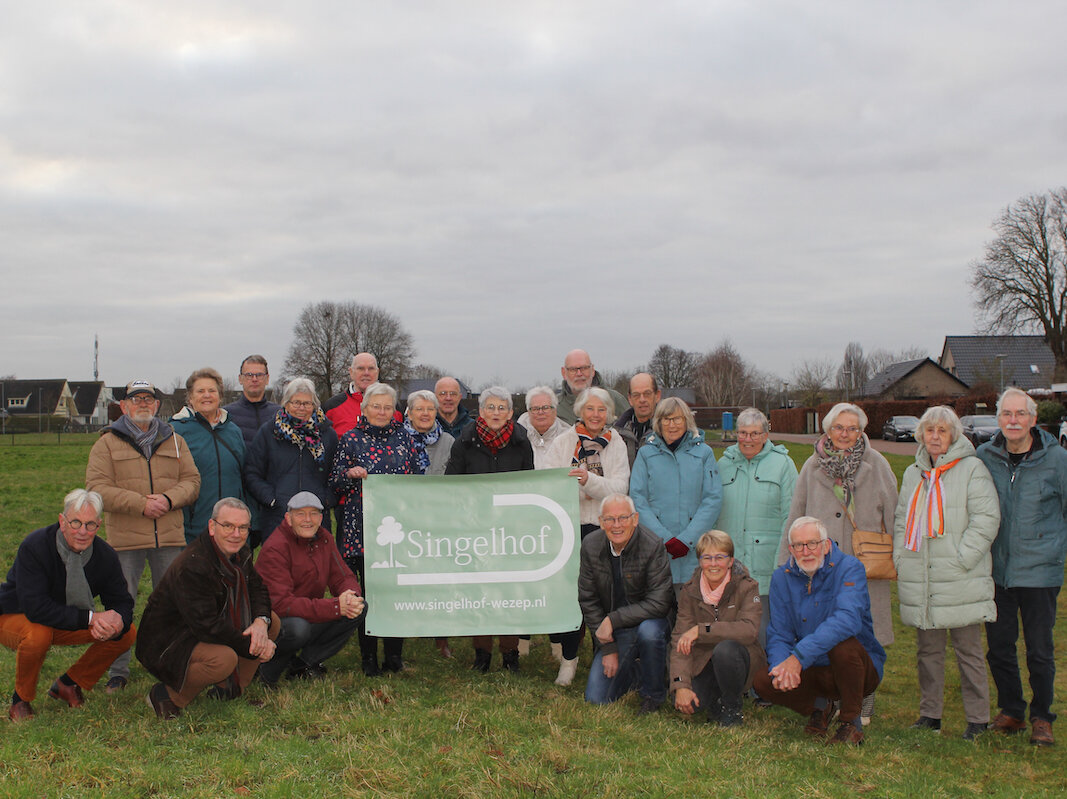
[861,358,969,400]
[940,335,1055,391]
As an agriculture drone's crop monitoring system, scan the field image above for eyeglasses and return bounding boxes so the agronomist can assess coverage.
[365,403,394,413]
[737,431,767,440]
[62,516,100,532]
[565,365,592,374]
[699,554,731,564]
[789,540,824,553]
[288,400,315,409]
[600,513,635,525]
[830,424,860,435]
[529,405,555,413]
[999,411,1032,420]
[127,395,157,406]
[483,404,509,413]
[240,371,267,380]
[662,415,686,426]
[629,390,657,400]
[213,521,251,534]
[437,391,460,398]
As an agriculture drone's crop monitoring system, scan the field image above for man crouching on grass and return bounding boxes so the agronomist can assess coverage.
[752,516,885,745]
[0,489,135,721]
[136,498,279,719]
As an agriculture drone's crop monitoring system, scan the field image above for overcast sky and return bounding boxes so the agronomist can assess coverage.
[3,2,1066,393]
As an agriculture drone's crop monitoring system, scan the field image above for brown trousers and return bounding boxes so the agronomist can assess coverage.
[471,635,519,654]
[0,613,136,701]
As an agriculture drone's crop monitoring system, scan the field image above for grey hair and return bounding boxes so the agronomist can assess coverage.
[652,397,699,437]
[406,389,438,413]
[212,497,250,520]
[916,405,963,446]
[736,407,769,432]
[64,488,103,518]
[822,402,868,434]
[479,386,513,411]
[525,385,558,409]
[599,493,636,515]
[788,515,829,543]
[996,387,1038,417]
[573,387,616,425]
[280,377,320,408]
[363,381,397,406]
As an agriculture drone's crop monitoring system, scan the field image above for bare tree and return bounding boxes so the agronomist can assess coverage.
[646,344,699,388]
[835,341,869,397]
[408,363,447,380]
[972,188,1067,379]
[283,301,415,398]
[695,341,751,406]
[792,358,835,408]
[867,346,929,376]
[598,367,641,397]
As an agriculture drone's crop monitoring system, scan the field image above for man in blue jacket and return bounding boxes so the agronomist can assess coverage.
[753,516,885,745]
[977,388,1067,747]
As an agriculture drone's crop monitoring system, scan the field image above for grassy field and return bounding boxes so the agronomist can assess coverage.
[0,435,1064,798]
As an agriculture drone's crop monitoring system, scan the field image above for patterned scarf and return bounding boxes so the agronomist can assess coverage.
[573,423,611,477]
[815,433,866,515]
[114,413,161,459]
[272,408,327,464]
[55,527,94,611]
[476,417,513,453]
[904,457,962,552]
[403,418,440,474]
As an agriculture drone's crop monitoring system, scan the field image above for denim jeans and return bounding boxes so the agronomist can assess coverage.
[986,584,1060,723]
[691,639,751,718]
[259,615,360,684]
[110,546,183,679]
[584,618,670,705]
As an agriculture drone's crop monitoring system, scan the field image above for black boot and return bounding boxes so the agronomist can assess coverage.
[501,650,520,673]
[382,655,404,673]
[362,655,381,677]
[471,648,491,672]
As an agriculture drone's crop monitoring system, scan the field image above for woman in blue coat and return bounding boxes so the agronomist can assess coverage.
[630,397,722,589]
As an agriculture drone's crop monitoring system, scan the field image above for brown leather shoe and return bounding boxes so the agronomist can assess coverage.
[8,700,34,721]
[827,722,864,745]
[990,712,1026,734]
[48,680,84,708]
[1030,718,1054,747]
[805,707,832,737]
[147,683,181,720]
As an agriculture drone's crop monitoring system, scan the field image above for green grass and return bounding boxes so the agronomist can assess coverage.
[0,440,1065,797]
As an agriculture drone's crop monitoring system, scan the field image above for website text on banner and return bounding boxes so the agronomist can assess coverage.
[363,469,581,638]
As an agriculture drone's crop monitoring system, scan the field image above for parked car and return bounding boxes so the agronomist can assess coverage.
[961,415,999,447]
[1059,420,1067,448]
[882,415,919,442]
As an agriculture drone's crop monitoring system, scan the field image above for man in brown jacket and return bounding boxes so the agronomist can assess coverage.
[85,379,200,693]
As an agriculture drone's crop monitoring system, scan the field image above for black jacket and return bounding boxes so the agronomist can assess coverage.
[223,395,282,447]
[444,423,534,475]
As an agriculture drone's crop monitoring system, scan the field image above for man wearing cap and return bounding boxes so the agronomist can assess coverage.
[254,492,365,686]
[0,489,135,721]
[85,379,201,694]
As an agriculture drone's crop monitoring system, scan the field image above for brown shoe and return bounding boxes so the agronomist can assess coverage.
[8,700,34,721]
[805,707,832,737]
[147,683,181,720]
[47,679,84,708]
[1030,718,1054,747]
[827,722,864,745]
[990,712,1026,734]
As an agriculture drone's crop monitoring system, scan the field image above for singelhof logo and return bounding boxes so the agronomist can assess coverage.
[369,492,575,586]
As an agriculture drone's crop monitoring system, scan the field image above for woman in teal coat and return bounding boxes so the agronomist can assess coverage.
[894,406,999,740]
[630,398,722,588]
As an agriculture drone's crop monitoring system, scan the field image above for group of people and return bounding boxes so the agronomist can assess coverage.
[0,348,1063,750]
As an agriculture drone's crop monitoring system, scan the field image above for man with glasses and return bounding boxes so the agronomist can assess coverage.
[613,373,661,467]
[0,489,135,721]
[976,387,1067,747]
[324,352,401,438]
[753,516,884,745]
[556,349,629,425]
[137,498,279,719]
[223,355,281,446]
[578,494,673,714]
[434,376,475,438]
[86,379,200,694]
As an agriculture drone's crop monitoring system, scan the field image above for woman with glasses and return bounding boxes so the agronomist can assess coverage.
[715,408,797,647]
[445,387,534,673]
[894,406,999,739]
[517,386,571,468]
[778,401,897,725]
[245,377,338,544]
[630,397,722,592]
[543,387,631,685]
[670,530,764,727]
[330,382,423,676]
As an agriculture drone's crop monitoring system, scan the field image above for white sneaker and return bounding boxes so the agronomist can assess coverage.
[550,642,563,663]
[554,657,578,686]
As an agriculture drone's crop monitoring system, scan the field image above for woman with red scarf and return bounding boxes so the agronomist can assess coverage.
[894,405,999,740]
[445,386,534,673]
[544,387,631,685]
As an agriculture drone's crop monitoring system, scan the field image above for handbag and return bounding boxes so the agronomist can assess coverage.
[841,502,897,581]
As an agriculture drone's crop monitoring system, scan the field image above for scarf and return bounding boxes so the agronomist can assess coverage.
[573,423,611,477]
[114,414,161,459]
[403,419,441,474]
[209,535,252,689]
[476,417,513,453]
[815,433,866,515]
[904,457,962,552]
[700,567,731,606]
[272,408,327,464]
[56,527,94,611]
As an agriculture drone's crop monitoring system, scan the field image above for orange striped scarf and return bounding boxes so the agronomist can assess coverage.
[904,458,961,552]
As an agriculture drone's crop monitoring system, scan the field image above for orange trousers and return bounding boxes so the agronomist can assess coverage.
[0,613,136,701]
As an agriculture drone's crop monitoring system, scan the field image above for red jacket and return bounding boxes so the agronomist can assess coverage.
[323,390,402,438]
[255,520,361,622]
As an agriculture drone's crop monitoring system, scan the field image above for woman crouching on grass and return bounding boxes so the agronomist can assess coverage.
[670,530,765,727]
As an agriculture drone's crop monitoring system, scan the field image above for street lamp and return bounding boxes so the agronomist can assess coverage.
[995,353,1007,393]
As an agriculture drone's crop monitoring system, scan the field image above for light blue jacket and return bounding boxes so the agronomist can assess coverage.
[630,431,722,584]
[716,440,798,594]
[976,428,1067,588]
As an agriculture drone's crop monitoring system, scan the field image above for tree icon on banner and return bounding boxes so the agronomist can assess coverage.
[372,516,407,569]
